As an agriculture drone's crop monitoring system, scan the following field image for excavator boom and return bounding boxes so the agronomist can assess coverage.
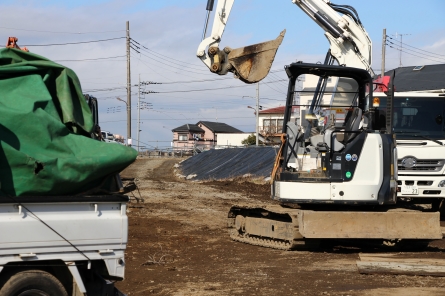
[292,0,374,75]
[197,0,375,84]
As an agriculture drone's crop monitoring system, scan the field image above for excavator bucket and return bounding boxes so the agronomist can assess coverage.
[227,30,286,84]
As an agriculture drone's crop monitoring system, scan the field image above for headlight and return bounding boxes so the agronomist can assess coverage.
[438,180,445,187]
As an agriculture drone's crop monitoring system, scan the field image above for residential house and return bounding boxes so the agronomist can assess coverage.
[298,74,338,125]
[171,123,204,150]
[217,133,252,147]
[258,106,299,143]
[172,121,242,150]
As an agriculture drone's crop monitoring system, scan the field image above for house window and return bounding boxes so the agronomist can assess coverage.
[178,134,188,141]
[263,119,272,132]
[262,118,287,134]
[277,119,284,132]
[263,119,280,134]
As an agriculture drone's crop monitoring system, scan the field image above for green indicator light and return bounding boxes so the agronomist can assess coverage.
[346,171,352,178]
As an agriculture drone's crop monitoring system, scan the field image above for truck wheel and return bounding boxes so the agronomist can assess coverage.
[0,270,68,296]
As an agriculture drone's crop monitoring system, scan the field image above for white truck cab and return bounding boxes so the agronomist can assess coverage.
[101,131,120,144]
[374,92,445,200]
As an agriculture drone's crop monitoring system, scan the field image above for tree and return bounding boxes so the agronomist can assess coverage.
[241,134,257,145]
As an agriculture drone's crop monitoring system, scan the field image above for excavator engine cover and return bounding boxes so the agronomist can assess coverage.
[208,30,285,84]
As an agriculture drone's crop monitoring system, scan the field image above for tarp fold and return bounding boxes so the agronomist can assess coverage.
[0,48,137,196]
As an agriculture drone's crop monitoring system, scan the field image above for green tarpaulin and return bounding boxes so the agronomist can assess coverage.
[0,48,137,196]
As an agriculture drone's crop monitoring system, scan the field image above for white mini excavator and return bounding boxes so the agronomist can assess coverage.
[196,0,442,250]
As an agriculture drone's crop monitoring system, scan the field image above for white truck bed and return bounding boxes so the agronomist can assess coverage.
[0,195,128,280]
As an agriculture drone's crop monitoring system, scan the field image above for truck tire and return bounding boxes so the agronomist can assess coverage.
[0,270,68,296]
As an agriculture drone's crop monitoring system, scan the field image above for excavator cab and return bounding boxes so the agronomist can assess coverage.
[271,62,398,205]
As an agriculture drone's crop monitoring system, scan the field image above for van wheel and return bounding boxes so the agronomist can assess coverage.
[0,270,68,296]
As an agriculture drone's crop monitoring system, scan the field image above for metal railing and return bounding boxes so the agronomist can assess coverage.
[259,125,284,135]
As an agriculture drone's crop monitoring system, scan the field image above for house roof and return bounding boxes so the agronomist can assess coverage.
[171,124,204,133]
[259,106,299,114]
[383,64,445,92]
[197,121,243,133]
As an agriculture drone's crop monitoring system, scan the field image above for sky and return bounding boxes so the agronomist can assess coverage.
[1,0,444,150]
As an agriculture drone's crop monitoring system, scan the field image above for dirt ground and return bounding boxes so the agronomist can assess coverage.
[116,158,445,296]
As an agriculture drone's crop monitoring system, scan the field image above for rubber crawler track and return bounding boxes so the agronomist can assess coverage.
[229,228,300,250]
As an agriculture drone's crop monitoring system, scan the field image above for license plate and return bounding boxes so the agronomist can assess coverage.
[401,185,419,195]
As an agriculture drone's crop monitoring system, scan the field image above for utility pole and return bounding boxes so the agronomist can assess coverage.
[394,32,411,67]
[256,82,259,146]
[126,21,132,146]
[137,74,141,153]
[381,28,386,78]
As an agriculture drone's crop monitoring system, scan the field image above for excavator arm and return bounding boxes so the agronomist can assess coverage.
[288,0,375,120]
[196,0,285,84]
[196,0,374,83]
[292,0,374,75]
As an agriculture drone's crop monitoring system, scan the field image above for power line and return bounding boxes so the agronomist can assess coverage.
[132,55,174,81]
[386,35,445,58]
[54,55,126,62]
[150,85,248,94]
[62,59,126,63]
[148,79,285,94]
[386,44,445,64]
[131,38,205,69]
[0,26,125,35]
[130,47,212,76]
[130,39,208,72]
[386,40,445,61]
[132,51,253,88]
[89,81,285,100]
[129,41,290,87]
[268,72,288,87]
[263,82,286,94]
[154,90,252,100]
[84,86,127,92]
[156,76,235,84]
[17,37,125,47]
[101,116,253,123]
[262,76,287,94]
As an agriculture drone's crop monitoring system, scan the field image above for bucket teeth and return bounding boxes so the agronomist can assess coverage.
[207,30,286,83]
[228,30,286,84]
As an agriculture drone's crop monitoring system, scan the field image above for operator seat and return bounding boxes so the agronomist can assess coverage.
[343,107,362,142]
[323,107,362,152]
[287,121,303,154]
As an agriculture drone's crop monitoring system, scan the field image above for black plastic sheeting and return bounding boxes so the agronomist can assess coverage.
[179,147,278,180]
